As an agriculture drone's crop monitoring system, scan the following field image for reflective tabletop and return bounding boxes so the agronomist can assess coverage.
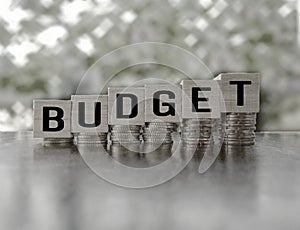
[0,132,299,230]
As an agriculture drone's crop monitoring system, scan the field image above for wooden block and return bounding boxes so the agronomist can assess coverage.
[71,95,108,133]
[145,84,182,122]
[108,87,145,125]
[33,100,72,138]
[216,73,260,112]
[181,80,221,119]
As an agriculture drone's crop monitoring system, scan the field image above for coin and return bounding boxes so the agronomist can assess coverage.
[181,119,213,146]
[142,122,177,144]
[76,133,107,145]
[43,137,74,146]
[222,113,257,146]
[110,125,141,144]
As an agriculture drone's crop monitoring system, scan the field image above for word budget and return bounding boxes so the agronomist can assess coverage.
[33,73,260,138]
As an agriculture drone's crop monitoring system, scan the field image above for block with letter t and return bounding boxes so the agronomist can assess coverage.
[215,73,260,113]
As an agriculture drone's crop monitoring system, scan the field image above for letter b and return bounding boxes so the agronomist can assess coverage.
[43,107,65,131]
[33,100,72,138]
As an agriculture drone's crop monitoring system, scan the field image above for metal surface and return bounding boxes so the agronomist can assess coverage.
[0,132,300,230]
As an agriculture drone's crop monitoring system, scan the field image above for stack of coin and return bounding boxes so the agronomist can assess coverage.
[76,133,107,145]
[223,113,256,146]
[43,137,74,147]
[142,122,177,144]
[110,125,141,144]
[181,119,213,146]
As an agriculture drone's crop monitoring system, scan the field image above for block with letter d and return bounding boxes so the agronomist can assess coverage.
[108,87,145,125]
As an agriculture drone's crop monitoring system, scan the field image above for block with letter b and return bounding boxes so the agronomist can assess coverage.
[33,100,72,138]
[108,87,145,125]
[215,73,260,112]
[71,95,108,133]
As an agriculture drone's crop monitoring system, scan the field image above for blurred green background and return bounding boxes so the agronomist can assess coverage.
[0,0,299,131]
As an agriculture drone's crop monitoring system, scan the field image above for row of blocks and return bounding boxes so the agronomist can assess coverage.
[33,73,260,138]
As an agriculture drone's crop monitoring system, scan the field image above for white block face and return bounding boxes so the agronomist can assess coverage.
[108,87,145,125]
[33,100,72,138]
[181,80,221,119]
[145,84,182,122]
[217,73,260,113]
[71,95,108,133]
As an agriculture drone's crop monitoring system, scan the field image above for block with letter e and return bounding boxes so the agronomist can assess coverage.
[33,100,72,138]
[181,80,221,119]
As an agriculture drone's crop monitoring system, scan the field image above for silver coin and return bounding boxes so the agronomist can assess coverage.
[223,141,255,146]
[143,138,173,142]
[43,137,73,146]
[223,112,257,146]
[225,133,256,137]
[144,132,172,136]
[111,132,140,136]
[143,134,172,138]
[110,133,139,136]
[226,116,256,120]
[145,126,176,130]
[144,139,173,143]
[182,141,212,145]
[110,136,139,140]
[110,133,139,137]
[225,130,256,134]
[183,137,212,140]
[77,135,107,139]
[142,122,176,143]
[111,137,140,141]
[181,129,211,132]
[110,126,140,130]
[110,134,140,139]
[184,132,212,135]
[143,128,175,132]
[146,122,175,126]
[226,121,256,124]
[77,134,107,145]
[182,125,212,128]
[226,113,256,116]
[143,138,172,141]
[224,137,255,141]
[226,116,256,119]
[111,139,140,143]
[110,130,140,133]
[225,137,255,141]
[77,141,107,144]
[146,122,175,125]
[224,131,255,135]
[225,127,256,130]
